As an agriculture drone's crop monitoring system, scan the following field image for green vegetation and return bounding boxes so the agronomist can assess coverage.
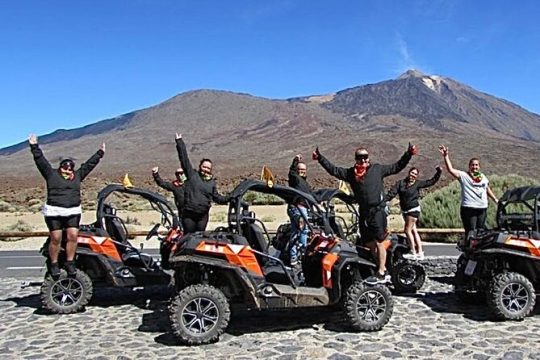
[260,215,276,222]
[210,211,227,222]
[419,174,537,229]
[243,191,285,205]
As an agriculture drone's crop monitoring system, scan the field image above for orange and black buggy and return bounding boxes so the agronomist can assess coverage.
[168,180,393,345]
[39,184,182,313]
[315,188,426,294]
[455,185,540,320]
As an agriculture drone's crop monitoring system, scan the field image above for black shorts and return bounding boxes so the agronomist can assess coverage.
[403,211,420,219]
[44,214,81,231]
[359,207,388,243]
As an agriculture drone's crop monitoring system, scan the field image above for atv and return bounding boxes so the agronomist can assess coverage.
[454,185,540,320]
[39,184,182,314]
[315,189,426,294]
[168,180,393,345]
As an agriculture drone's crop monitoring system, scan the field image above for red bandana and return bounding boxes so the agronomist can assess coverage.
[354,164,368,182]
[173,180,183,187]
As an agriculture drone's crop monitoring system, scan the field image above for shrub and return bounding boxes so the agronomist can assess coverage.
[7,220,34,232]
[210,212,227,222]
[244,191,285,205]
[260,215,276,222]
[0,200,15,212]
[125,215,141,225]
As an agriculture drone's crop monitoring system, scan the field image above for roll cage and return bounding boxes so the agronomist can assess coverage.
[496,186,540,232]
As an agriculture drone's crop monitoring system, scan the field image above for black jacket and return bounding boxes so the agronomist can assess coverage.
[318,151,411,213]
[30,144,104,208]
[152,172,185,215]
[288,157,314,197]
[176,138,229,215]
[385,169,441,211]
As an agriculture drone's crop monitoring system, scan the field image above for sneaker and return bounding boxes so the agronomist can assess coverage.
[64,261,77,277]
[48,262,61,279]
[403,252,417,260]
[417,252,425,261]
[365,272,390,285]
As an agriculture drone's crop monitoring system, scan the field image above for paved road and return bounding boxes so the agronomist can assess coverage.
[0,244,460,280]
[0,275,538,359]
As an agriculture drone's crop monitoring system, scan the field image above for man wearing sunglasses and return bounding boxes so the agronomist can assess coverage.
[151,166,186,217]
[29,134,105,279]
[313,143,417,284]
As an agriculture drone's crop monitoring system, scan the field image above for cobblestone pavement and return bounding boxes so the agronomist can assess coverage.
[0,276,538,360]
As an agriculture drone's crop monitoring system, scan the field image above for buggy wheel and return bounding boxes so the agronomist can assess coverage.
[391,261,426,294]
[487,272,536,320]
[40,270,93,314]
[169,284,230,345]
[343,282,393,331]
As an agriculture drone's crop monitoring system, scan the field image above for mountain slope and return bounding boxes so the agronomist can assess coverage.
[1,70,539,199]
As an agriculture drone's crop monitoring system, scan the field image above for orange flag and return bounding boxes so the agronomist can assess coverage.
[260,166,275,188]
[122,174,134,188]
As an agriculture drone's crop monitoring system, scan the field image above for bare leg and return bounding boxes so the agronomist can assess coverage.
[376,241,387,275]
[65,227,79,261]
[404,215,416,254]
[48,230,63,264]
[411,219,422,254]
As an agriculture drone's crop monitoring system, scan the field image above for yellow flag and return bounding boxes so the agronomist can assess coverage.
[122,173,134,188]
[260,166,275,188]
[338,180,351,195]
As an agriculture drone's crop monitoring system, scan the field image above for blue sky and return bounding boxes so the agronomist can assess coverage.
[1,0,539,148]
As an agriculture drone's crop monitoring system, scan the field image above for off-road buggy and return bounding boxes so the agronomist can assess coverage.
[39,184,182,313]
[314,189,426,294]
[454,185,540,320]
[168,180,393,345]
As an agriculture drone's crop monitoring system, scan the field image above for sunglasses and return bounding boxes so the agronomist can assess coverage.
[355,154,369,161]
[175,171,184,176]
[60,163,74,171]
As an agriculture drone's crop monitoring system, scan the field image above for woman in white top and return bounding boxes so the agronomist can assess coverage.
[438,145,498,244]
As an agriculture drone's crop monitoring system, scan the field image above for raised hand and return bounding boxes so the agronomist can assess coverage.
[152,166,159,173]
[436,166,443,173]
[438,145,448,156]
[100,143,106,153]
[312,147,320,161]
[28,134,38,145]
[295,154,303,161]
[175,132,182,140]
[408,142,418,155]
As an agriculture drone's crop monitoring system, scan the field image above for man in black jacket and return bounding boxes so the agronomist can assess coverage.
[29,133,105,278]
[175,133,230,233]
[287,154,314,266]
[151,166,186,217]
[313,143,416,284]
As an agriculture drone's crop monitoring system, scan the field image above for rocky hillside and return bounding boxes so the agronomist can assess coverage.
[1,70,539,206]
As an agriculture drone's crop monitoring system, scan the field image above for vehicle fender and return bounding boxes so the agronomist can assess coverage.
[329,257,377,303]
[75,248,121,286]
[171,254,262,308]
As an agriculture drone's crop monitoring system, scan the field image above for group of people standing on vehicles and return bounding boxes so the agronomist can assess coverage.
[29,132,498,283]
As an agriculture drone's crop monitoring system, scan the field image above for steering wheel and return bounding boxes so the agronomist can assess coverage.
[146,223,161,240]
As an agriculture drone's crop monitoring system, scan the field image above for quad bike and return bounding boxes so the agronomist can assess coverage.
[168,180,393,345]
[315,189,426,294]
[38,184,183,314]
[454,185,540,320]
